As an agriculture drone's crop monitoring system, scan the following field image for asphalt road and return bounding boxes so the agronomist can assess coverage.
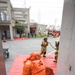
[3,37,60,75]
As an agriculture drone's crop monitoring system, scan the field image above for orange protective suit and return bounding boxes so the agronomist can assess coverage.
[45,67,54,75]
[22,52,54,75]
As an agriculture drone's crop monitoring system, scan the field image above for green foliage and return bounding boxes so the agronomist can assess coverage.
[29,34,45,38]
[36,34,45,38]
[15,20,24,37]
[15,26,24,34]
[15,20,20,24]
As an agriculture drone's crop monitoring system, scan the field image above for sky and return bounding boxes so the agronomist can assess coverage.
[10,0,64,26]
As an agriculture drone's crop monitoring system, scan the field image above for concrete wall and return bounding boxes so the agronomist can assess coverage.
[56,0,75,75]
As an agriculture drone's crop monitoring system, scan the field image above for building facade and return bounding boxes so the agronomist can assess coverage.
[0,0,14,40]
[13,8,30,37]
[0,0,47,39]
[30,23,47,35]
[0,0,30,40]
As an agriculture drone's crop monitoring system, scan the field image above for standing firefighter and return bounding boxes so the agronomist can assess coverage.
[40,36,55,57]
[40,36,48,57]
[54,40,59,62]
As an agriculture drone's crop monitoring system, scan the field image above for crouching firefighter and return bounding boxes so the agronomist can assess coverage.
[54,40,59,62]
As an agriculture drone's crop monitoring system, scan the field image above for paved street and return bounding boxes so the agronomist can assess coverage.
[3,37,59,75]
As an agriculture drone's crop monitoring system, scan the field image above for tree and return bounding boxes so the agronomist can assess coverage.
[15,20,20,24]
[15,25,24,37]
[15,20,24,37]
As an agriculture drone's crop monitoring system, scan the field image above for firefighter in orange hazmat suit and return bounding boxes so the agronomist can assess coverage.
[22,52,54,75]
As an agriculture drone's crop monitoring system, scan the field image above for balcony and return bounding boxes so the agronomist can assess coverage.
[0,14,12,25]
[0,21,11,25]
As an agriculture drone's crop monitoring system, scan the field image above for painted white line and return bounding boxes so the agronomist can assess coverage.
[47,50,55,55]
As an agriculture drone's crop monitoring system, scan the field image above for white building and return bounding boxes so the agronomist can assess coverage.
[30,22,47,35]
[13,8,30,37]
[0,0,30,40]
[0,0,14,40]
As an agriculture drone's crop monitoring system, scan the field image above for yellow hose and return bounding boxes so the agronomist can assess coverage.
[48,42,55,50]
